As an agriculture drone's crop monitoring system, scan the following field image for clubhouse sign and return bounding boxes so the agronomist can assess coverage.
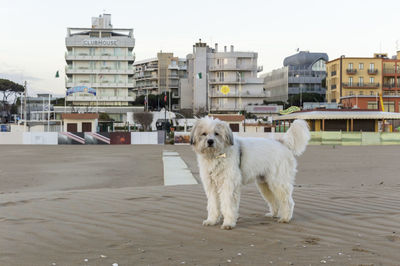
[83,39,117,46]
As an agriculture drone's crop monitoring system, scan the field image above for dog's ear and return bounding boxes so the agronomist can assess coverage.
[221,121,234,146]
[190,119,199,145]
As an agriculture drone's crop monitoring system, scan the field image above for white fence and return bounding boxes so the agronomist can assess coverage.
[23,132,58,145]
[131,132,159,144]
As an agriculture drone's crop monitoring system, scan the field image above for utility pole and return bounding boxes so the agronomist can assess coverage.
[23,81,27,132]
[48,94,51,131]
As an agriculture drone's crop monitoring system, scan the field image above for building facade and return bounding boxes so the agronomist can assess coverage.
[284,51,328,97]
[133,53,187,111]
[181,41,265,113]
[259,67,289,102]
[326,52,400,112]
[65,14,135,107]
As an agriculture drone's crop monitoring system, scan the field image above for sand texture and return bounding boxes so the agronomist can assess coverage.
[1,145,400,265]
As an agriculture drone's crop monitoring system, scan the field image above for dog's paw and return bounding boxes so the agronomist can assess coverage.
[265,212,278,218]
[278,217,291,223]
[203,219,218,226]
[220,223,235,230]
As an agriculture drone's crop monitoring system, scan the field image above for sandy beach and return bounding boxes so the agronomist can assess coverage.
[1,145,400,265]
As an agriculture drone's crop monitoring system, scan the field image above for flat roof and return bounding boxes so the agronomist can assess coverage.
[276,110,400,120]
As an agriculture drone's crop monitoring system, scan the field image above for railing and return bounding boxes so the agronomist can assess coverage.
[65,52,135,61]
[210,92,270,98]
[209,64,257,71]
[66,82,134,88]
[342,82,380,88]
[383,68,400,74]
[65,67,134,74]
[383,83,397,89]
[66,95,135,101]
[346,69,357,74]
[368,69,378,75]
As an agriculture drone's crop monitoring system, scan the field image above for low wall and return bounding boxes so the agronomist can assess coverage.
[23,132,58,145]
[131,132,159,144]
[310,131,400,146]
[0,132,24,144]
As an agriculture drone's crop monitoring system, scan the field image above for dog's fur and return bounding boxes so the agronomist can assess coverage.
[190,117,310,229]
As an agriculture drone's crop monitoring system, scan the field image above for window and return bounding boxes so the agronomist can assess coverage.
[217,59,220,65]
[311,59,326,71]
[367,101,378,109]
[218,72,224,81]
[348,63,353,70]
[370,77,374,84]
[349,77,353,85]
[359,63,364,70]
[383,102,395,112]
[369,63,375,70]
[359,77,363,85]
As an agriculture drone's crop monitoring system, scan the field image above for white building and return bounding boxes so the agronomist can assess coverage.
[65,13,135,107]
[181,41,265,113]
[133,52,187,111]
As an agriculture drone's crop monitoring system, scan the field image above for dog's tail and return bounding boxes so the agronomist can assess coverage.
[281,119,310,156]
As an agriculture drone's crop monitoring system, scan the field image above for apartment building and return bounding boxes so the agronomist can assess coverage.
[181,41,265,113]
[65,14,135,107]
[326,52,400,112]
[284,51,328,97]
[133,52,187,111]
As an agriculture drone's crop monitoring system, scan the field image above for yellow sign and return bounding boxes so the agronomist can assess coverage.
[220,85,230,95]
[279,106,301,115]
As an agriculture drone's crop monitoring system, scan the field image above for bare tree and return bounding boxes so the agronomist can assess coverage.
[134,112,154,131]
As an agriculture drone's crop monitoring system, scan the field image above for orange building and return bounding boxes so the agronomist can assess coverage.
[327,52,400,112]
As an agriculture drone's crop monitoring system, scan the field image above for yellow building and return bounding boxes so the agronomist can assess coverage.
[326,54,386,103]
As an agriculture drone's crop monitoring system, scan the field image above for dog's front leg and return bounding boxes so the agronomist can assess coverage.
[219,176,241,230]
[202,178,221,226]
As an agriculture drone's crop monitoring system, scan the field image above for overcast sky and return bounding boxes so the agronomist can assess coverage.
[1,0,399,96]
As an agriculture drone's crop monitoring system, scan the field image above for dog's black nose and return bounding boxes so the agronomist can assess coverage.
[207,139,214,146]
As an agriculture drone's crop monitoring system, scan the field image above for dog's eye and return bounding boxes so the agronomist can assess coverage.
[215,132,219,136]
[202,133,207,136]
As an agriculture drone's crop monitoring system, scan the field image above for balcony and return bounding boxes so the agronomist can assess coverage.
[209,64,257,71]
[346,69,357,75]
[65,66,134,75]
[367,69,378,75]
[382,83,398,89]
[65,52,135,61]
[66,81,134,88]
[383,68,400,75]
[342,82,380,88]
[66,95,135,102]
[210,91,270,98]
[209,77,263,84]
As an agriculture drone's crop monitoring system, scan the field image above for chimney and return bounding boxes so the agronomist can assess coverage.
[215,43,218,52]
[230,45,234,52]
[224,46,227,52]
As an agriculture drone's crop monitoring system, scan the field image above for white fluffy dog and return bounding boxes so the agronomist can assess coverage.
[190,117,310,230]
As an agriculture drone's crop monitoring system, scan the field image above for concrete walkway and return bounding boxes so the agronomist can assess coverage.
[163,150,198,186]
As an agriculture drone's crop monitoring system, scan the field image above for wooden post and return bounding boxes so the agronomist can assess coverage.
[322,119,325,131]
[346,119,349,132]
[351,119,354,132]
